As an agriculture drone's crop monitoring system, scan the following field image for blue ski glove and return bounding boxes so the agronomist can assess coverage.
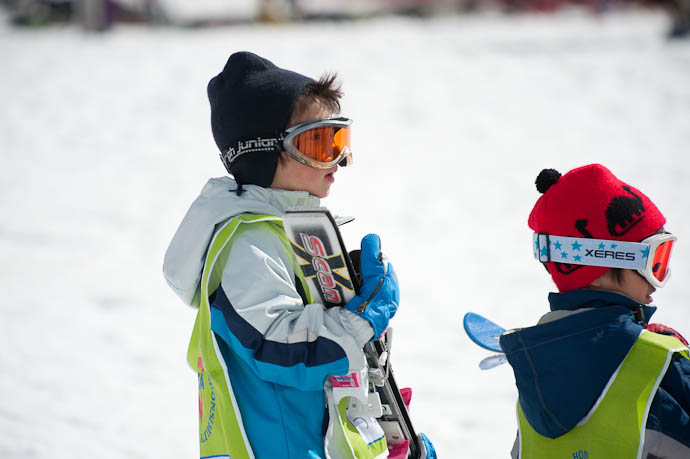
[419,433,437,459]
[344,234,399,341]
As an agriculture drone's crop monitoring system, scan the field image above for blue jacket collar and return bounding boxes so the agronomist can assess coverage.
[548,289,657,324]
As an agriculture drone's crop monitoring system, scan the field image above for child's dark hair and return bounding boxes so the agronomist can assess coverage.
[608,268,624,284]
[287,73,343,126]
[278,73,342,166]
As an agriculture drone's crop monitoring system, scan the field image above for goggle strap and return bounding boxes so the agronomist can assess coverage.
[221,136,282,167]
[284,117,352,136]
[533,233,649,270]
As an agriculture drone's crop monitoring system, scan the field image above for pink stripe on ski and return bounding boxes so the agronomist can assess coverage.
[400,387,412,408]
[388,440,410,459]
[330,372,361,388]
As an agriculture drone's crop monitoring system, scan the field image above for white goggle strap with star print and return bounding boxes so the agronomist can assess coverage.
[532,233,648,270]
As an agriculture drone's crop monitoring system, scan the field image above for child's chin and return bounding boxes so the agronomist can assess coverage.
[316,183,332,198]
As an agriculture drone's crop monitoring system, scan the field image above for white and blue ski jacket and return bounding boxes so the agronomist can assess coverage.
[163,177,375,458]
[503,290,690,458]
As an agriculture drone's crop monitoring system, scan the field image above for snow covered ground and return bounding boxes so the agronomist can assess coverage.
[2,7,690,458]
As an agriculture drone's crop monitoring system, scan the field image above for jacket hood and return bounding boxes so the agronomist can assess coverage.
[500,290,655,439]
[163,176,320,306]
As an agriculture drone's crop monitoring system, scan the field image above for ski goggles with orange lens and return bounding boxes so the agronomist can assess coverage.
[219,117,353,172]
[533,232,677,288]
[282,117,353,169]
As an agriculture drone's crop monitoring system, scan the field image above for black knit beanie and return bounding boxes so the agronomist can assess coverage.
[207,51,314,188]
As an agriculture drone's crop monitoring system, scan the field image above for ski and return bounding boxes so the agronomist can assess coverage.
[463,312,510,370]
[463,312,506,353]
[284,207,422,458]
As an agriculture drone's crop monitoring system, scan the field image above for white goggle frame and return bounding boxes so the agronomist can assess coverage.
[282,117,353,169]
[533,232,677,288]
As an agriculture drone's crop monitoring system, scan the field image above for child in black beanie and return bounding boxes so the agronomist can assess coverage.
[164,52,432,459]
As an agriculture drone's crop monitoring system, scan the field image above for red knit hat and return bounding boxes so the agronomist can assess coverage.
[528,164,666,292]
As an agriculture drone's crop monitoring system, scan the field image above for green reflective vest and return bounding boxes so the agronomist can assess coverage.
[189,214,285,459]
[186,213,387,459]
[518,330,690,459]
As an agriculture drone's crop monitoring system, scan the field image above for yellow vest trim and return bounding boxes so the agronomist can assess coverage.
[188,214,295,459]
[518,330,689,459]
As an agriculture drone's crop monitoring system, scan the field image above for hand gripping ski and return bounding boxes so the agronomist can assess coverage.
[284,207,423,458]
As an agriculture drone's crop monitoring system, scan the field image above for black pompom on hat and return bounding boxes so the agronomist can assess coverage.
[535,168,561,194]
[207,51,314,187]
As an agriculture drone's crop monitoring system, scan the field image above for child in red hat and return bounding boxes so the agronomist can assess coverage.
[501,164,690,458]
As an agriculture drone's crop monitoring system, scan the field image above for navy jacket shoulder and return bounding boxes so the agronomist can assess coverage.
[500,289,690,451]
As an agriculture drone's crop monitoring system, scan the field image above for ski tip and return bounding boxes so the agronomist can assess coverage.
[334,214,355,226]
[463,313,488,350]
[462,312,506,353]
[462,312,479,329]
[463,312,494,337]
[479,354,508,370]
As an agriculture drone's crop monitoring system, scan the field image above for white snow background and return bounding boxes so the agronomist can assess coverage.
[2,6,690,458]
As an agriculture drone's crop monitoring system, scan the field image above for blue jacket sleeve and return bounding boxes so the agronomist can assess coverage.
[646,353,690,453]
[208,225,372,391]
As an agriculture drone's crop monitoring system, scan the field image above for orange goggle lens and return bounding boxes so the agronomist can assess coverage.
[651,239,674,282]
[291,126,351,164]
